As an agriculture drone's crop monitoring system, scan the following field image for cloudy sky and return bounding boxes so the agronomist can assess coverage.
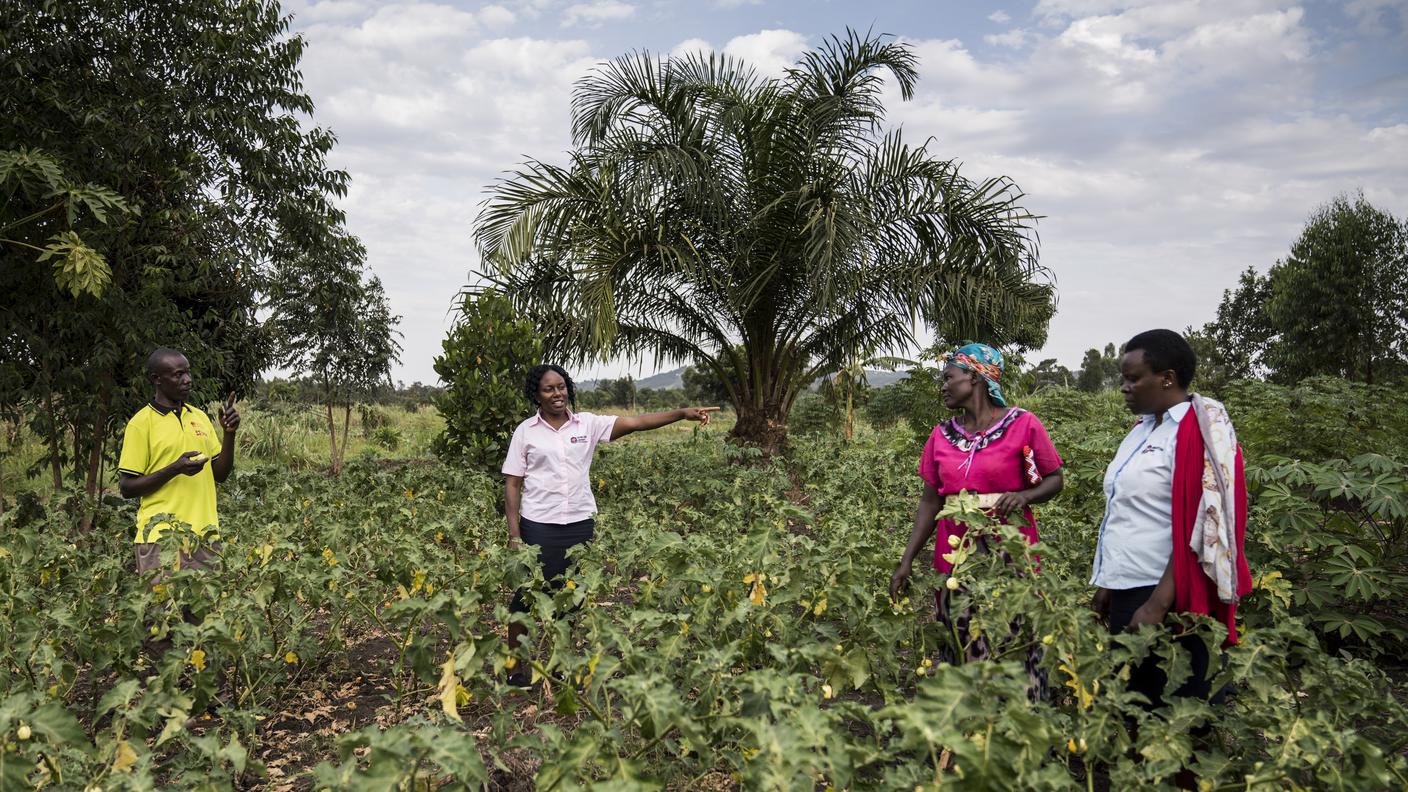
[281,0,1408,384]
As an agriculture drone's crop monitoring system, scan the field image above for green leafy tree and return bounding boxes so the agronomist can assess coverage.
[1195,195,1408,387]
[432,292,543,471]
[0,0,351,500]
[1028,358,1074,390]
[682,364,730,405]
[1264,194,1408,384]
[1075,343,1121,392]
[0,149,131,299]
[268,235,401,475]
[1193,266,1275,390]
[474,30,1053,450]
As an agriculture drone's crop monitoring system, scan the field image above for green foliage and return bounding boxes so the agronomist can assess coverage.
[268,238,401,474]
[0,0,355,495]
[1187,266,1275,393]
[1,406,1406,789]
[432,291,542,471]
[0,149,132,299]
[1266,194,1408,383]
[682,365,730,405]
[1196,193,1408,386]
[864,381,913,429]
[1251,453,1408,655]
[1076,343,1121,392]
[1222,376,1408,463]
[788,391,844,435]
[474,30,1052,449]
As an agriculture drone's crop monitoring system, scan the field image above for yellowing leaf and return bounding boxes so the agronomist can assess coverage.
[112,739,138,772]
[749,579,767,606]
[437,653,463,723]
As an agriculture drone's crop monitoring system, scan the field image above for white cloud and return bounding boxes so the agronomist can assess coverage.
[723,29,809,76]
[479,4,517,29]
[985,28,1034,48]
[670,37,715,57]
[283,5,1408,382]
[342,3,482,52]
[989,10,1012,23]
[878,3,1407,365]
[561,0,635,27]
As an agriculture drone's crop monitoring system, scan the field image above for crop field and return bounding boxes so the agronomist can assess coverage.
[2,387,1406,791]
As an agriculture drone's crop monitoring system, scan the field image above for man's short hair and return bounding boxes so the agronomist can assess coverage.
[1123,329,1196,389]
[146,347,186,376]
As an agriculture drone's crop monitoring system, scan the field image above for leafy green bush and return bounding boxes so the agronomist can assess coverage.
[370,425,402,451]
[864,381,914,429]
[788,391,843,436]
[431,291,542,471]
[1223,376,1408,462]
[1249,453,1408,656]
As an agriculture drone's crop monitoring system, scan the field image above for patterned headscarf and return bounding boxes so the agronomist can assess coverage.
[945,343,1007,407]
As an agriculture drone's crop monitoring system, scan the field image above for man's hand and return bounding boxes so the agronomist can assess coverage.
[682,406,720,425]
[171,450,208,477]
[218,391,240,434]
[990,490,1030,518]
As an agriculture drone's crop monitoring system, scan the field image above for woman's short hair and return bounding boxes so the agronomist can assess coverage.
[523,364,577,408]
[1124,329,1196,389]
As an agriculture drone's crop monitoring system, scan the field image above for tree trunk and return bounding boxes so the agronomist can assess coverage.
[338,404,352,474]
[45,390,62,492]
[844,380,854,442]
[326,401,340,475]
[79,409,107,533]
[729,400,790,454]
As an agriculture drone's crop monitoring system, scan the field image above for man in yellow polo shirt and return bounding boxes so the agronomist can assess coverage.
[118,348,240,575]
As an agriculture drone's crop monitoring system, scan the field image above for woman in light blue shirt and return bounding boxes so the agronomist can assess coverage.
[1092,331,1229,704]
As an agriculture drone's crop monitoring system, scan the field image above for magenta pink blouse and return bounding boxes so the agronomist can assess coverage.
[917,408,1063,573]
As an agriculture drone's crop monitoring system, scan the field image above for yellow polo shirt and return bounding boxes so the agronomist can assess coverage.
[117,403,224,543]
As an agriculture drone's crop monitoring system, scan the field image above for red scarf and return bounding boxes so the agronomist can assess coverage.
[1171,413,1254,646]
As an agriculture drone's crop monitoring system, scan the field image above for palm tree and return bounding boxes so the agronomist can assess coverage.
[474,30,1054,450]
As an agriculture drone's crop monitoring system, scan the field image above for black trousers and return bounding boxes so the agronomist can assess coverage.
[508,517,595,614]
[1108,586,1216,708]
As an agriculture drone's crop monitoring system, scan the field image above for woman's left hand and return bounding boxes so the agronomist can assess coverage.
[1128,600,1167,628]
[990,490,1030,517]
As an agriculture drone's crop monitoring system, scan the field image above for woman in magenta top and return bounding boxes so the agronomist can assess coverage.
[889,343,1065,601]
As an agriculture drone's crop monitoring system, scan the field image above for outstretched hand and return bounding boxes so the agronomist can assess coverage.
[682,406,721,425]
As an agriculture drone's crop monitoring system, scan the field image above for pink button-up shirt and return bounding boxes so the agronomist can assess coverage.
[502,410,618,524]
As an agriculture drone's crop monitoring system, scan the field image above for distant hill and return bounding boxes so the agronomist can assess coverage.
[577,366,687,391]
[579,366,910,391]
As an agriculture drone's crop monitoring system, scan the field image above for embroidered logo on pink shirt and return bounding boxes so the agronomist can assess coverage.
[569,435,588,444]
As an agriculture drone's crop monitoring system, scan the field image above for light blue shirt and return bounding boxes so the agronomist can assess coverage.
[1090,401,1191,590]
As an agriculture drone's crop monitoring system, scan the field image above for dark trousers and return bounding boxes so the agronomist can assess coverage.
[508,517,595,614]
[1108,585,1217,709]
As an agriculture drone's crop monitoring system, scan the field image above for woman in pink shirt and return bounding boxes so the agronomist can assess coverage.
[501,364,717,685]
[889,344,1064,681]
